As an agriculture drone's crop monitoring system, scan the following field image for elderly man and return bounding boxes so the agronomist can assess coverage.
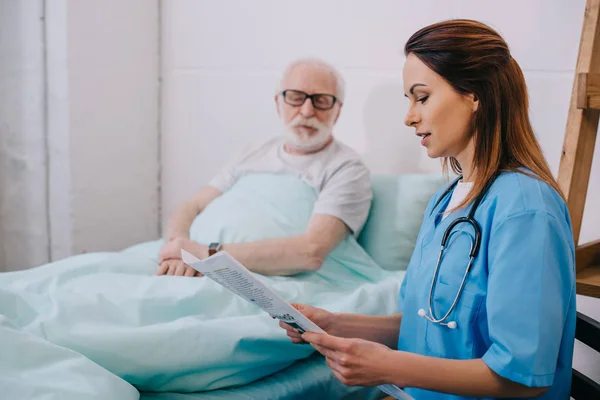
[157,59,372,277]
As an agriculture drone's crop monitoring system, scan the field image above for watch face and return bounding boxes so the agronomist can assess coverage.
[209,243,220,255]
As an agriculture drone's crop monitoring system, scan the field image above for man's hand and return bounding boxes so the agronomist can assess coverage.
[279,303,337,344]
[302,332,394,387]
[155,238,207,277]
[158,237,187,263]
[156,258,199,276]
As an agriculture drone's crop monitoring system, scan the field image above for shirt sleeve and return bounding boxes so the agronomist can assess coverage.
[208,143,256,192]
[482,211,575,387]
[311,161,372,237]
[208,164,237,193]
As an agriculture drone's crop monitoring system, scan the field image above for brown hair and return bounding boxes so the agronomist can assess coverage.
[404,19,564,209]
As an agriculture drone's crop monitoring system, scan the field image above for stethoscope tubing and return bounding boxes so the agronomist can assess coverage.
[419,173,498,328]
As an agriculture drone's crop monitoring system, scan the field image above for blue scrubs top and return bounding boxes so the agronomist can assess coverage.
[397,171,576,400]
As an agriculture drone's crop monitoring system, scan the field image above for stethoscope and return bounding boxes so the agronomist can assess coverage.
[417,173,497,329]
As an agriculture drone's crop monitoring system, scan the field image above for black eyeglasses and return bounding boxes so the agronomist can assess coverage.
[281,90,337,111]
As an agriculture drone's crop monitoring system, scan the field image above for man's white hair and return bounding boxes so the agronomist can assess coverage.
[277,58,346,103]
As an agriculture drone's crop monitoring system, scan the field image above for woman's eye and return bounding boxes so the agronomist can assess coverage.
[418,96,429,103]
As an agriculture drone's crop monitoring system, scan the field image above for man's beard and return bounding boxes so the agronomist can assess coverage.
[282,115,334,153]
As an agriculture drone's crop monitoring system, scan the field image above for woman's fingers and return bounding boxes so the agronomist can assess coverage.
[279,321,301,334]
[279,320,308,344]
[184,266,196,277]
[303,332,332,346]
[312,343,338,361]
[279,321,288,328]
[330,367,351,386]
[325,356,344,376]
[279,321,293,330]
[286,330,304,340]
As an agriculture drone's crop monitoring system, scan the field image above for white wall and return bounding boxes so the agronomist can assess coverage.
[161,0,599,245]
[2,0,596,271]
[56,0,161,257]
[0,0,160,271]
[0,0,50,270]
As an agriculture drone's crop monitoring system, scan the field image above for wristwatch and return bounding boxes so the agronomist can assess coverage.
[208,242,222,257]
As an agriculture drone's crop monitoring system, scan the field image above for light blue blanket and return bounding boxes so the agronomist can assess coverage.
[0,174,403,399]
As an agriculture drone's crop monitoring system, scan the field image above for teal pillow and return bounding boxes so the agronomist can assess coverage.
[358,173,446,271]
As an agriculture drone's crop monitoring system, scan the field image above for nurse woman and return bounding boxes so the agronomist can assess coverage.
[280,19,576,399]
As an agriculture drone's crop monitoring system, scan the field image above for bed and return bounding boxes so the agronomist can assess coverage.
[0,173,445,399]
[139,353,384,400]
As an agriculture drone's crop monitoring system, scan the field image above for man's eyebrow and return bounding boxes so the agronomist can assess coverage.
[404,83,427,97]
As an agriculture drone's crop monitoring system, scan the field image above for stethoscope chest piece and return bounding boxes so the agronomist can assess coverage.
[418,307,457,329]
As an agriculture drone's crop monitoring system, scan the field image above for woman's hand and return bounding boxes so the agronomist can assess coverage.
[279,303,336,344]
[302,332,395,387]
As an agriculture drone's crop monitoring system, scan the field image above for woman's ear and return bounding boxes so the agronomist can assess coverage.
[468,93,479,113]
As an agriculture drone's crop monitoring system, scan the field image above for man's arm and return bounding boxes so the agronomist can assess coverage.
[199,156,371,275]
[180,214,349,275]
[164,186,222,241]
[157,186,222,276]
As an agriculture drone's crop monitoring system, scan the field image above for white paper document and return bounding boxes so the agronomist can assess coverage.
[181,250,413,400]
[181,250,324,333]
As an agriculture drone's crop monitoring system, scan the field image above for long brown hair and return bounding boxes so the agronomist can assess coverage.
[404,19,564,209]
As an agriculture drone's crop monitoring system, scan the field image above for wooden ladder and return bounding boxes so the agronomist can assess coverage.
[558,0,600,298]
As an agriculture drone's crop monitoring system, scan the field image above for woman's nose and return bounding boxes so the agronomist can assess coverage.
[404,106,420,127]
